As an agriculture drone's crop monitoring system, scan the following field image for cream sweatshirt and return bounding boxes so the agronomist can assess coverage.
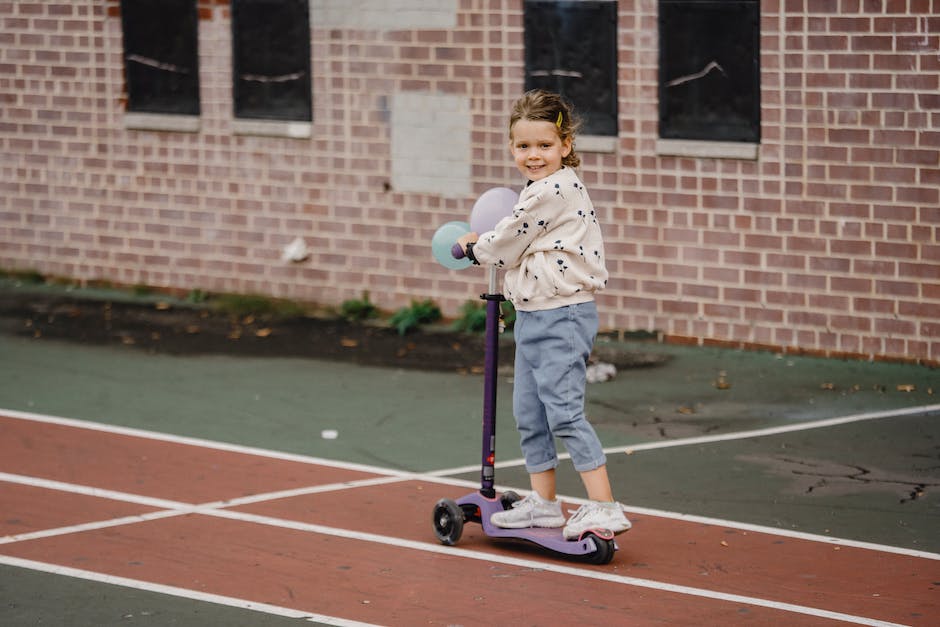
[471,166,608,311]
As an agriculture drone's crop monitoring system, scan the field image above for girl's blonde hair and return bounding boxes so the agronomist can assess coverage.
[509,89,581,168]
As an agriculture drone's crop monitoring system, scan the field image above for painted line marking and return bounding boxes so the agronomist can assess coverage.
[0,503,913,627]
[0,474,914,627]
[1,410,933,626]
[3,406,938,561]
[0,555,382,627]
[429,403,940,475]
[0,407,416,479]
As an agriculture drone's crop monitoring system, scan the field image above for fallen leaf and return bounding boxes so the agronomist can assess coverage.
[340,337,358,348]
[255,328,272,338]
[720,541,729,547]
[820,382,835,390]
[896,384,915,392]
[185,325,200,334]
[228,329,242,340]
[155,302,171,311]
[677,406,695,415]
[243,315,255,325]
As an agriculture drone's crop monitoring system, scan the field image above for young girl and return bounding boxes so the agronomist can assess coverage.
[457,90,630,540]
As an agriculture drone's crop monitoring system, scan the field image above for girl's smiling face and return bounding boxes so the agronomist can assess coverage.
[509,118,572,181]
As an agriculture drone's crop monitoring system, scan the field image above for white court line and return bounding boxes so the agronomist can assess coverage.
[0,471,407,545]
[0,409,933,626]
[0,470,914,627]
[3,405,939,561]
[201,508,910,627]
[0,499,912,627]
[0,556,382,627]
[429,403,940,475]
[0,408,416,479]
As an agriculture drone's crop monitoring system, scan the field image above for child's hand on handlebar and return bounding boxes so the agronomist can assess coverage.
[456,232,479,253]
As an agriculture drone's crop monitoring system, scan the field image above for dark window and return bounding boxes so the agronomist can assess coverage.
[524,1,618,136]
[231,0,312,121]
[659,0,760,142]
[120,0,200,115]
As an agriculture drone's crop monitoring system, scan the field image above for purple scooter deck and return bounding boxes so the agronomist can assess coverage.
[455,491,617,556]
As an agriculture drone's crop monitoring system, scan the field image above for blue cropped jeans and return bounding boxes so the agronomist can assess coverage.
[512,301,607,474]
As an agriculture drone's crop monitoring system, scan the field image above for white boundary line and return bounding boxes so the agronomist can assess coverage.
[0,406,937,626]
[0,472,913,627]
[3,405,939,561]
[0,516,914,627]
[0,408,416,479]
[429,403,940,474]
[0,556,382,627]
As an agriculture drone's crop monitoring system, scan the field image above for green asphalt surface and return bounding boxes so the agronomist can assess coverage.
[1,286,938,625]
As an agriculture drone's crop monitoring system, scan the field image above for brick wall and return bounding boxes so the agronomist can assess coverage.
[1,0,938,364]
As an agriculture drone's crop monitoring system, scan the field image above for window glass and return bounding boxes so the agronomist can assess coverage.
[524,1,619,137]
[120,0,200,115]
[659,0,760,142]
[232,0,312,121]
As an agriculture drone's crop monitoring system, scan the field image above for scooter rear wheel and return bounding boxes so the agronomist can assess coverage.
[432,499,464,546]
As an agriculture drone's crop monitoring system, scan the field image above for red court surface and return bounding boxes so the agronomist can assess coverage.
[1,410,938,626]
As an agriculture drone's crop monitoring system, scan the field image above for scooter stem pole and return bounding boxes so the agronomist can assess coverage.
[480,266,501,498]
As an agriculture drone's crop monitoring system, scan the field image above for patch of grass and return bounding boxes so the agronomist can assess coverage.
[452,299,516,333]
[187,289,209,304]
[213,293,305,318]
[1,268,45,284]
[389,298,441,335]
[452,300,487,333]
[341,291,378,321]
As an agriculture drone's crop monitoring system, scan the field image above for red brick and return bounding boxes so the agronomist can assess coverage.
[831,276,873,293]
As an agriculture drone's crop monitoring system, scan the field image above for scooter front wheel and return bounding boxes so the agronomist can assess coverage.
[499,490,521,510]
[432,499,464,546]
[583,532,617,565]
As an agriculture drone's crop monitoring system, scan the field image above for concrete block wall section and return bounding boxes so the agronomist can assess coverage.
[0,0,937,364]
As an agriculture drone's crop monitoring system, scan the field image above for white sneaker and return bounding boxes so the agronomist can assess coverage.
[563,502,632,540]
[490,493,565,529]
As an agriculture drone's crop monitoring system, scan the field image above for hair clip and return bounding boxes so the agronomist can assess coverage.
[555,111,563,128]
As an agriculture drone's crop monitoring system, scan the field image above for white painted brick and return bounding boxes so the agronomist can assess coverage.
[313,0,457,30]
[391,91,471,197]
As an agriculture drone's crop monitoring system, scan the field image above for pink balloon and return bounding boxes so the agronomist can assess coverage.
[470,187,517,234]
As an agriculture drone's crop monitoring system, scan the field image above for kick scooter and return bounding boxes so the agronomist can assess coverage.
[431,261,618,565]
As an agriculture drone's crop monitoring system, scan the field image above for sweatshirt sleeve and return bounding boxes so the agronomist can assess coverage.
[470,183,565,270]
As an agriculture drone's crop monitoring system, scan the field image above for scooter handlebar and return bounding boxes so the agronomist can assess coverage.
[451,243,466,259]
